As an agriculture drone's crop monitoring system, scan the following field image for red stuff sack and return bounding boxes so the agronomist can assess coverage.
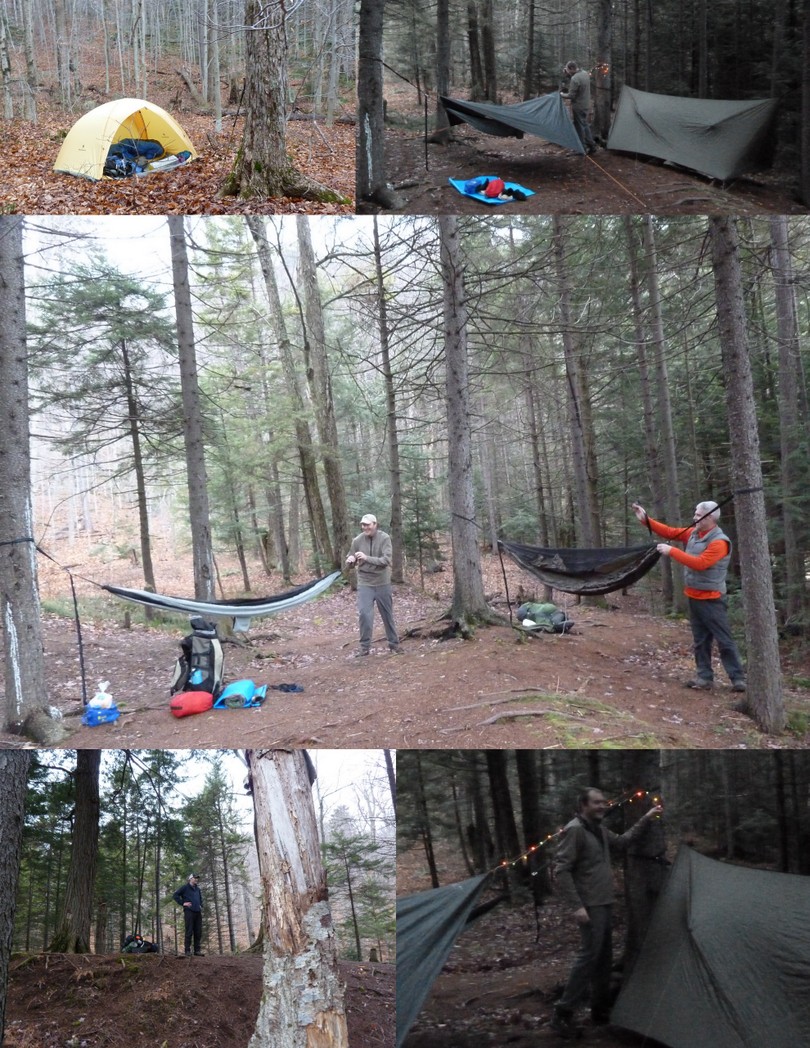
[170,691,214,718]
[484,178,505,198]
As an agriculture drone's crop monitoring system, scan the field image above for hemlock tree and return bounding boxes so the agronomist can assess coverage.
[709,216,785,732]
[0,216,62,743]
[0,750,31,1044]
[438,215,497,635]
[222,0,344,203]
[246,749,348,1048]
[48,750,101,953]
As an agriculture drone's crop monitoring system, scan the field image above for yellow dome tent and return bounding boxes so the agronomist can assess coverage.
[54,98,198,180]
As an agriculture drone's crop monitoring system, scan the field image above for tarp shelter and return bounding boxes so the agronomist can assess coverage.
[499,539,661,596]
[54,98,198,180]
[606,86,777,181]
[396,874,491,1047]
[440,93,585,154]
[612,848,810,1048]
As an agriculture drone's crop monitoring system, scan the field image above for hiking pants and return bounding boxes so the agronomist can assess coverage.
[556,905,613,1017]
[357,584,399,651]
[183,908,202,954]
[572,108,596,151]
[688,597,745,684]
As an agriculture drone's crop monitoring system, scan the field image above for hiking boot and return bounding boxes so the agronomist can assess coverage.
[731,679,747,692]
[353,649,370,658]
[550,1011,580,1040]
[684,678,713,690]
[389,645,404,655]
[194,952,205,957]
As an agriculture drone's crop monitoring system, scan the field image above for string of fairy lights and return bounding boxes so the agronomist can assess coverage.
[491,789,663,875]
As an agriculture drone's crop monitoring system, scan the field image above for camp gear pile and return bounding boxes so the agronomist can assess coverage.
[449,176,535,204]
[515,601,573,633]
[170,617,224,698]
[53,98,198,181]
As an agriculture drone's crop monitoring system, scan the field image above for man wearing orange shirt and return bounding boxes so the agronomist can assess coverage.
[631,500,746,693]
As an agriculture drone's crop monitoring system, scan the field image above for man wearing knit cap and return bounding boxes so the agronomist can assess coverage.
[346,514,401,656]
[173,873,204,957]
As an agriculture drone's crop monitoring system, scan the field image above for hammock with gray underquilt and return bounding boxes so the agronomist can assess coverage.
[102,570,341,631]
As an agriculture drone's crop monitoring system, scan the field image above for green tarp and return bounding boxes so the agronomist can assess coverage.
[606,85,777,181]
[396,874,491,1047]
[440,93,585,154]
[612,848,810,1048]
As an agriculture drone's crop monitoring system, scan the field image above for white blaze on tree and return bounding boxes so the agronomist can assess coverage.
[247,750,348,1048]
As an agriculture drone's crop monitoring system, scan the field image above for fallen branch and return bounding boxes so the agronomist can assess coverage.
[446,692,542,712]
[478,709,584,726]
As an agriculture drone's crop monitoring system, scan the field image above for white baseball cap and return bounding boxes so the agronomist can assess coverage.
[360,514,377,525]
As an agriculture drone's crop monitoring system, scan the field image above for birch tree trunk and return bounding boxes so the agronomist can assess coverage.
[169,216,216,600]
[438,216,493,631]
[246,750,348,1048]
[0,217,60,741]
[0,751,30,1044]
[48,751,102,953]
[709,216,785,733]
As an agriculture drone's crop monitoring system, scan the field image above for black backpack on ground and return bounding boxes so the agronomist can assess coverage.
[122,933,159,953]
[170,617,224,697]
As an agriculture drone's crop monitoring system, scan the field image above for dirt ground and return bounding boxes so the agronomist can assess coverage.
[4,954,394,1048]
[2,548,808,751]
[398,843,652,1048]
[366,107,807,217]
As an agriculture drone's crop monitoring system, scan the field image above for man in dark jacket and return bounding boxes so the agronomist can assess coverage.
[561,61,597,154]
[551,788,662,1038]
[173,873,204,957]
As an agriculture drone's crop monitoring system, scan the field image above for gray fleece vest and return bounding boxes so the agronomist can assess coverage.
[685,525,731,594]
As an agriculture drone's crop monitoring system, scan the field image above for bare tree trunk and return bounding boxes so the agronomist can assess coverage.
[802,0,810,207]
[434,0,451,139]
[594,0,612,140]
[169,216,215,600]
[552,216,600,546]
[49,751,101,953]
[621,751,666,974]
[120,339,158,598]
[21,0,38,120]
[467,2,485,100]
[0,217,62,741]
[768,216,807,624]
[642,216,683,610]
[223,0,339,202]
[481,0,497,100]
[384,749,396,808]
[438,216,493,631]
[372,217,405,582]
[247,750,348,1048]
[0,751,30,1044]
[709,216,785,733]
[295,217,351,568]
[246,217,332,569]
[358,0,401,208]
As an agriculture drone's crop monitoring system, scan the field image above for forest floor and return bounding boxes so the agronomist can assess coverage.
[398,845,652,1048]
[0,51,355,215]
[4,954,394,1048]
[1,542,808,751]
[365,90,807,217]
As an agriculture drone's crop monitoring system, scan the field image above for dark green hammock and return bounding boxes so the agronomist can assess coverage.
[499,540,661,596]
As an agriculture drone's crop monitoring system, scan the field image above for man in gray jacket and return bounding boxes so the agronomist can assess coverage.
[551,788,662,1038]
[561,61,597,154]
[346,514,401,656]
